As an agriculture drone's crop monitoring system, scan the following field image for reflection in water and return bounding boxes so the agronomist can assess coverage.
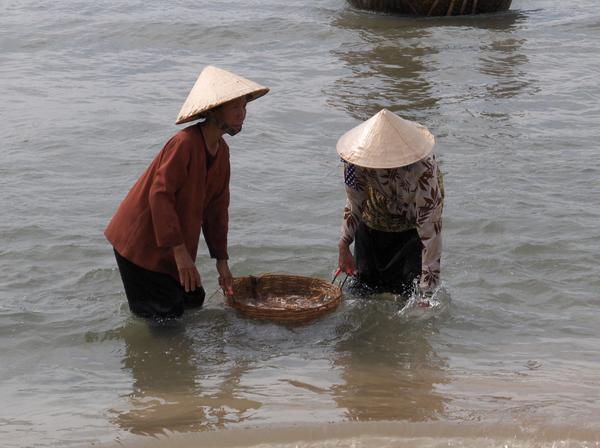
[480,36,530,100]
[112,318,260,435]
[329,10,532,123]
[329,12,439,122]
[449,9,526,31]
[331,300,449,421]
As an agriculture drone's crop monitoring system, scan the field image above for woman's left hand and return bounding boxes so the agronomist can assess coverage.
[338,242,356,275]
[216,259,234,297]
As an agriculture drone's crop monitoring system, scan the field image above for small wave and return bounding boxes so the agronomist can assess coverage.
[106,420,600,448]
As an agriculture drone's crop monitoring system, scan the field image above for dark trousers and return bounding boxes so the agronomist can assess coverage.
[114,249,205,319]
[354,222,422,295]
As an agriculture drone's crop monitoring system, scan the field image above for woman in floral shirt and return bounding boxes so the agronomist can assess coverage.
[337,109,444,295]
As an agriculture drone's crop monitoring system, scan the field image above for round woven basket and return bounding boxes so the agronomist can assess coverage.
[227,274,342,322]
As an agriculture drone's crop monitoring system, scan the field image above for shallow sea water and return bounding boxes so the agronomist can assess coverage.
[1,0,600,447]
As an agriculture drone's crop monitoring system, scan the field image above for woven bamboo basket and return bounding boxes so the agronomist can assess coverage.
[227,274,342,322]
[347,0,512,16]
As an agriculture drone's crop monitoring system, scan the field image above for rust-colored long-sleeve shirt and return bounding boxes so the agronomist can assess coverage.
[105,123,230,280]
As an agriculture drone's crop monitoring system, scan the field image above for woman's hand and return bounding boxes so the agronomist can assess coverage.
[216,259,234,297]
[173,244,202,292]
[338,241,356,275]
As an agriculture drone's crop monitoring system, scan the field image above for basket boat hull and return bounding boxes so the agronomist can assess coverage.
[347,0,512,16]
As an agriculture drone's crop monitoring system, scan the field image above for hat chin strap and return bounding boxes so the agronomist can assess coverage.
[205,113,241,136]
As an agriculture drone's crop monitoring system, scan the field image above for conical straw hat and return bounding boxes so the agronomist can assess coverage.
[336,109,435,169]
[175,65,269,125]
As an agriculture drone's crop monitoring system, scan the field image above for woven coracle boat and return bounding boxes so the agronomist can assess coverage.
[227,274,342,322]
[347,0,512,16]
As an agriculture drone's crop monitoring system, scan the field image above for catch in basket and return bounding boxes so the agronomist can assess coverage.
[227,274,342,322]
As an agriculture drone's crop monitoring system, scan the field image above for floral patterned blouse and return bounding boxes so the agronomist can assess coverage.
[341,155,444,291]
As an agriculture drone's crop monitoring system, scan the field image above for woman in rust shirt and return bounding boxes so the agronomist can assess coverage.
[105,66,268,318]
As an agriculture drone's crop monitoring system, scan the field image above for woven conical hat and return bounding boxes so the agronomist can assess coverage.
[175,66,269,125]
[336,109,435,169]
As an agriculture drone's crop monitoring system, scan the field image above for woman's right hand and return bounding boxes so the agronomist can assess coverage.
[338,242,356,275]
[173,244,202,292]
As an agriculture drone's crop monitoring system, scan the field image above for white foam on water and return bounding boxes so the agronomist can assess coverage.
[396,282,451,321]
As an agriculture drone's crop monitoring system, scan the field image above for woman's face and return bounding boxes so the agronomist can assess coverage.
[214,97,247,135]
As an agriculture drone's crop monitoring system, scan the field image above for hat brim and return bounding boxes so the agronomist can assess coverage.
[175,66,270,125]
[336,109,435,169]
[175,87,269,125]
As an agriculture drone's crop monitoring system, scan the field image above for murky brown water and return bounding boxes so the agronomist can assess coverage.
[1,0,600,446]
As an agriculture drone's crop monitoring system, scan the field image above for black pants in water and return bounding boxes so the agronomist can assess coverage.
[354,222,422,295]
[114,249,205,319]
